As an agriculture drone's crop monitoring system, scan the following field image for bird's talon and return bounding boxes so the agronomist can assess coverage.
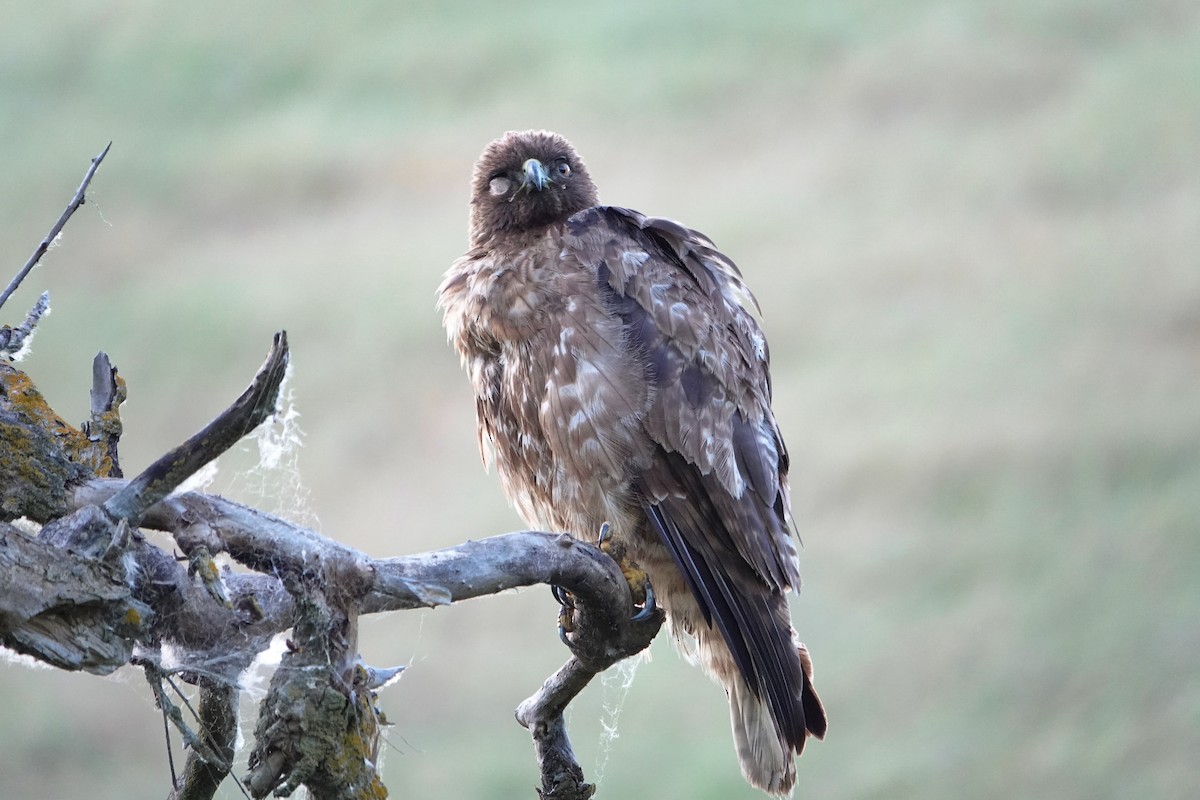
[550,583,574,608]
[631,579,658,623]
[555,582,578,641]
[593,522,656,622]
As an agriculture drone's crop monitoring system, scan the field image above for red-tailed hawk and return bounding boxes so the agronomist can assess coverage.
[438,130,826,795]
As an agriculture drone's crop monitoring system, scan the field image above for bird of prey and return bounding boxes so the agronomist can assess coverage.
[438,130,826,795]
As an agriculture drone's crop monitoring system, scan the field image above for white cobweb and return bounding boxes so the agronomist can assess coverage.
[178,359,318,531]
[591,650,650,786]
[235,359,318,531]
[146,359,323,797]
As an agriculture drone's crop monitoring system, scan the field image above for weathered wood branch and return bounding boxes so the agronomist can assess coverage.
[104,331,289,526]
[0,519,150,672]
[84,351,125,476]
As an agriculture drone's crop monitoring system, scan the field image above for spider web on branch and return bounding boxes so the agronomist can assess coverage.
[592,650,649,786]
[150,360,322,796]
[177,360,318,531]
[237,360,318,531]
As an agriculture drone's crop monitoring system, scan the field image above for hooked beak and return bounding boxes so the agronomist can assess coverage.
[521,158,550,191]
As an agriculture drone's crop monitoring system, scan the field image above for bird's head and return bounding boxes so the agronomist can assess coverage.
[468,130,599,244]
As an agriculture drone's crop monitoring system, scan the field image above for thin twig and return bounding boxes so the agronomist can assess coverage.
[163,674,252,800]
[147,667,181,790]
[0,142,112,313]
[148,669,225,768]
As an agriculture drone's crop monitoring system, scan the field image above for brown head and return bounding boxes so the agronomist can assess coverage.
[468,130,599,246]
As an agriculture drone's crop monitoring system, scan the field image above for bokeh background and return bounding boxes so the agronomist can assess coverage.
[2,1,1198,798]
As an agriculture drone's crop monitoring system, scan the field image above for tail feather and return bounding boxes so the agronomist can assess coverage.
[798,642,827,741]
[730,676,795,795]
[730,641,825,796]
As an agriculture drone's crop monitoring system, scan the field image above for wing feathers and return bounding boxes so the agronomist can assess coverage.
[583,218,799,591]
[564,204,820,757]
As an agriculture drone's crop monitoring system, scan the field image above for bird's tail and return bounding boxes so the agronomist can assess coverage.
[638,488,827,794]
[726,642,826,797]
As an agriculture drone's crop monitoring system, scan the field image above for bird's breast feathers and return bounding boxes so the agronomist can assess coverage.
[439,224,652,533]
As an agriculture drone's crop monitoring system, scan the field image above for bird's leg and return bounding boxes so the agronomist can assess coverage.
[596,522,657,622]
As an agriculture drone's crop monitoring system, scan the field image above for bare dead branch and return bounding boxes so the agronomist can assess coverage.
[0,290,50,358]
[0,520,150,673]
[103,331,289,526]
[518,658,599,800]
[35,332,288,576]
[515,602,662,799]
[0,142,111,313]
[73,479,653,639]
[83,351,125,477]
[68,477,663,798]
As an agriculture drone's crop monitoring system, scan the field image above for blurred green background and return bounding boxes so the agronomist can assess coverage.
[2,1,1198,798]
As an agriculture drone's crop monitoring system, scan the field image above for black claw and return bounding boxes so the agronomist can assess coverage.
[558,623,572,648]
[631,579,657,623]
[550,584,574,608]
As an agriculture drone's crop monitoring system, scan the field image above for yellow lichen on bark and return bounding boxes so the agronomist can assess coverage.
[2,365,118,476]
[0,362,119,521]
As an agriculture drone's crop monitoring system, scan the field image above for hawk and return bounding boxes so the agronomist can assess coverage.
[438,130,826,795]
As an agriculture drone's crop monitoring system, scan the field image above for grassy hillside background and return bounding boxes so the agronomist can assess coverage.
[2,1,1198,798]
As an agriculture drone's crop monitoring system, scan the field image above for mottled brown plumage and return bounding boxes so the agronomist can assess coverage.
[438,130,825,795]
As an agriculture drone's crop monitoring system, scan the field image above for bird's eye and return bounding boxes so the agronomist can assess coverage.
[488,177,511,196]
[556,161,571,177]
